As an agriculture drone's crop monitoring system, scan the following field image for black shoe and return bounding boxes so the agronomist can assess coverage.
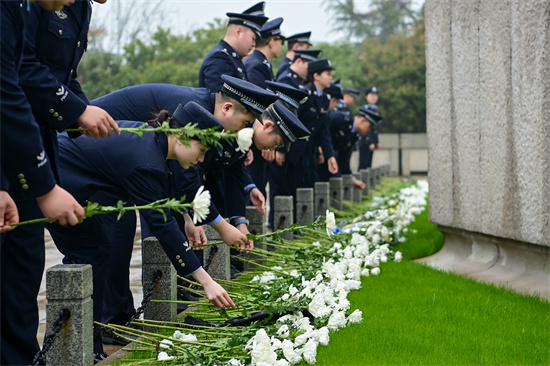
[230,264,242,279]
[177,292,200,313]
[93,351,108,364]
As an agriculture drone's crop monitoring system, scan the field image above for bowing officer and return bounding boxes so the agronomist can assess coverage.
[358,87,380,170]
[329,104,381,189]
[336,88,361,115]
[49,102,237,352]
[244,17,285,89]
[199,6,268,92]
[275,31,313,79]
[276,49,322,89]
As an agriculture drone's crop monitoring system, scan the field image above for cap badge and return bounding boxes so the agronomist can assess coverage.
[55,10,67,19]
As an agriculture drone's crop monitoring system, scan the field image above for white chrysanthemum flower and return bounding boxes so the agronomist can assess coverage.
[327,311,346,330]
[271,337,282,350]
[361,268,370,277]
[281,293,290,301]
[347,309,363,324]
[317,326,330,346]
[159,339,173,349]
[282,339,302,364]
[250,329,277,365]
[395,251,403,262]
[288,284,299,296]
[302,339,319,364]
[294,330,312,346]
[235,127,254,153]
[371,267,381,275]
[192,186,211,224]
[227,358,244,366]
[312,241,321,246]
[277,324,290,338]
[157,351,174,361]
[274,359,290,366]
[325,210,336,236]
[372,233,380,246]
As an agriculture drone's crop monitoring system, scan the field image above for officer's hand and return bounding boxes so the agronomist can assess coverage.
[77,105,121,138]
[192,269,235,309]
[275,151,285,166]
[327,157,339,175]
[317,153,325,165]
[352,176,366,190]
[183,214,207,250]
[244,149,254,167]
[249,188,266,215]
[216,221,248,249]
[235,223,254,253]
[36,185,85,226]
[369,143,376,151]
[261,149,275,162]
[0,190,19,232]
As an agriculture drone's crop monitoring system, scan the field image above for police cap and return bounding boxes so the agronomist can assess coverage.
[365,86,379,95]
[265,80,308,111]
[344,88,361,99]
[358,104,382,126]
[172,101,224,155]
[266,103,310,151]
[226,9,268,37]
[308,59,335,75]
[243,2,266,16]
[325,82,343,99]
[293,49,322,62]
[260,17,285,39]
[286,31,312,45]
[220,75,279,122]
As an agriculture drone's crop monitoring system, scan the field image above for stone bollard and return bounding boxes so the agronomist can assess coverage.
[273,196,294,240]
[203,224,230,281]
[360,169,370,197]
[353,172,363,203]
[329,177,344,210]
[342,174,353,203]
[142,237,177,325]
[314,182,330,218]
[368,168,376,188]
[244,206,266,270]
[296,188,314,224]
[374,167,382,185]
[46,264,93,366]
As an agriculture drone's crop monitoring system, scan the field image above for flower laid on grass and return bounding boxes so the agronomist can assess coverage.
[235,127,254,153]
[325,210,336,236]
[107,180,429,365]
[191,186,211,224]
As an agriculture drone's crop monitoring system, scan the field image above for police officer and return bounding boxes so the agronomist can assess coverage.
[199,6,268,92]
[244,17,285,88]
[335,88,361,115]
[276,49,322,88]
[275,31,313,80]
[358,86,380,170]
[318,81,344,181]
[49,102,238,353]
[329,105,381,189]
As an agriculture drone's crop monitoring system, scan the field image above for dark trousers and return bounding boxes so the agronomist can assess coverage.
[358,146,374,170]
[48,215,111,353]
[0,199,45,365]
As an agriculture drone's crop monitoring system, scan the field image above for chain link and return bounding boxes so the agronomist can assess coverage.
[32,309,71,366]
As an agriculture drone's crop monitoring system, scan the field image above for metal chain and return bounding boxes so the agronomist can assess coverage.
[32,309,71,366]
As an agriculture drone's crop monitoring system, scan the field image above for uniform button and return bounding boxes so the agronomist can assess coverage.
[19,179,26,184]
[49,109,54,114]
[178,259,183,264]
[58,29,63,36]
[180,263,185,268]
[18,174,24,179]
[77,41,81,48]
[57,116,63,121]
[175,255,180,259]
[70,69,73,74]
[53,112,59,117]
[22,184,29,190]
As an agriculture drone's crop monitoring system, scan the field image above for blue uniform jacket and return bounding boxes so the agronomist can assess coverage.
[199,40,247,92]
[0,0,56,199]
[243,49,273,89]
[275,57,292,80]
[19,0,91,182]
[57,122,201,276]
[329,111,357,175]
[92,84,253,221]
[276,68,303,89]
[335,100,352,116]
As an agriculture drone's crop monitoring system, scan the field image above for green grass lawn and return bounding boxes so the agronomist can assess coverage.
[313,198,550,366]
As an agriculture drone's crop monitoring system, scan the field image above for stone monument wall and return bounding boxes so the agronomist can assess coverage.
[426,0,550,247]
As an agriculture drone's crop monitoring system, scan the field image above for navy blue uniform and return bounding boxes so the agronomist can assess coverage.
[329,111,357,175]
[275,57,292,80]
[0,1,91,363]
[276,68,303,89]
[335,100,352,116]
[199,40,247,92]
[358,104,379,170]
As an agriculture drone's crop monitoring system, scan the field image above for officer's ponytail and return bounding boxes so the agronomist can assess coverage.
[147,110,182,129]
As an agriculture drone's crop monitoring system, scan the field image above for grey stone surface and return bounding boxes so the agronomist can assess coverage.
[142,238,177,324]
[373,167,382,185]
[329,177,343,210]
[353,173,363,203]
[341,175,353,203]
[360,169,370,196]
[203,225,230,280]
[273,196,294,239]
[245,206,266,270]
[296,188,314,224]
[46,264,93,366]
[368,168,375,188]
[314,182,330,218]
